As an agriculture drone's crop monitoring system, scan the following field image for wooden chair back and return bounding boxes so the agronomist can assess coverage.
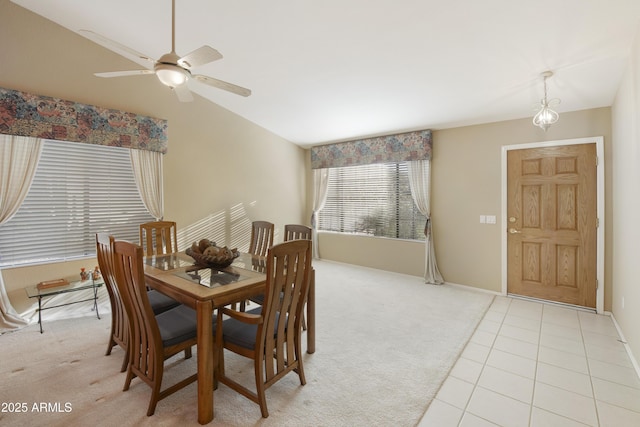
[112,240,197,416]
[261,239,312,375]
[139,221,177,256]
[283,224,312,330]
[248,220,274,256]
[216,239,312,417]
[284,224,312,241]
[95,233,128,372]
[113,241,162,396]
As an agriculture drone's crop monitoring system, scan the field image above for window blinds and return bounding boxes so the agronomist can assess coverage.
[318,162,426,240]
[0,140,154,267]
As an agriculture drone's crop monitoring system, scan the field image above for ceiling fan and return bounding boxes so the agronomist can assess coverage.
[79,0,251,102]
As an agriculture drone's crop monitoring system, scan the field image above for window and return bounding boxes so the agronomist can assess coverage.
[318,162,426,240]
[0,140,154,267]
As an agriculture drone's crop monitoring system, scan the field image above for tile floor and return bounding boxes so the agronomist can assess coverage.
[418,296,640,427]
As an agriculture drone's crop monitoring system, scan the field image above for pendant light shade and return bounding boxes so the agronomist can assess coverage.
[533,71,560,131]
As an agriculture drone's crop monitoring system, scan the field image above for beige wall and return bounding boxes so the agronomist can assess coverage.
[610,25,640,367]
[0,1,306,291]
[318,233,425,277]
[319,107,613,310]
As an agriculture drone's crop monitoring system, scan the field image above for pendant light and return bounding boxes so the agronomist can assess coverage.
[533,71,560,131]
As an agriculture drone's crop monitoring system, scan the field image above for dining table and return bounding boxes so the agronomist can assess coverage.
[143,251,315,425]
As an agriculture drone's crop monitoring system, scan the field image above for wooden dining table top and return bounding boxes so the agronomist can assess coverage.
[143,251,268,308]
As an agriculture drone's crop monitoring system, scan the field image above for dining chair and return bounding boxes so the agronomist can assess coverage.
[248,220,274,257]
[215,239,312,418]
[96,233,182,373]
[96,233,129,372]
[138,220,183,312]
[251,223,311,294]
[139,220,178,257]
[112,239,210,416]
[284,224,312,241]
[249,223,312,328]
[284,225,312,330]
[240,220,275,311]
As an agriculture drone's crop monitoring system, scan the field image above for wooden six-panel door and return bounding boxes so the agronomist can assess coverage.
[507,143,597,308]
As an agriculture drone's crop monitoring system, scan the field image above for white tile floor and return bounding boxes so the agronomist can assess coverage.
[418,296,640,427]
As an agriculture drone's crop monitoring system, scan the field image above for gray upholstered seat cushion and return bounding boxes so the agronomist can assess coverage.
[222,307,286,350]
[148,289,180,314]
[221,307,262,349]
[156,304,201,347]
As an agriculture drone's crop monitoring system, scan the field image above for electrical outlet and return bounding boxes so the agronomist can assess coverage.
[480,215,486,224]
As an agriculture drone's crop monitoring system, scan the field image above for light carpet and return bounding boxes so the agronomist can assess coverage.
[0,260,493,427]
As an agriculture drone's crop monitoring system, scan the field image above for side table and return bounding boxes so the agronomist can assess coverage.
[25,278,104,333]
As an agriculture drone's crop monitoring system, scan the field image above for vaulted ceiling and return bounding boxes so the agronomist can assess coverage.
[11,0,640,147]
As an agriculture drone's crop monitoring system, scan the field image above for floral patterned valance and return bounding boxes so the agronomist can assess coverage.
[0,87,168,153]
[310,129,432,169]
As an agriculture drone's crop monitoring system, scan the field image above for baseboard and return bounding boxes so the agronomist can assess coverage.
[444,281,502,296]
[507,294,597,313]
[605,311,640,381]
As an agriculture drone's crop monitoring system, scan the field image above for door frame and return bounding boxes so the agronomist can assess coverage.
[501,137,605,313]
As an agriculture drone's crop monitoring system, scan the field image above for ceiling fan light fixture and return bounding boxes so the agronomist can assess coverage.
[533,71,559,131]
[155,63,189,87]
[81,0,250,100]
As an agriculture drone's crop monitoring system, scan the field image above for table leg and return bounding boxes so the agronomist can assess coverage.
[93,281,101,319]
[38,296,43,334]
[307,268,315,354]
[196,300,214,424]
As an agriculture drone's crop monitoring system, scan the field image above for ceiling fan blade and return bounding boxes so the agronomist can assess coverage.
[178,46,223,69]
[94,70,155,78]
[193,75,252,97]
[78,29,156,68]
[172,84,194,102]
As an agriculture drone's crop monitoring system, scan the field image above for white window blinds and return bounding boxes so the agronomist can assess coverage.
[0,140,154,267]
[318,162,426,240]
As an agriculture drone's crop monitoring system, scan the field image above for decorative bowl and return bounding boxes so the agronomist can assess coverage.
[186,246,239,269]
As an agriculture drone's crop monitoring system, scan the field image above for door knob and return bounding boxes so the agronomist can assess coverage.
[509,228,522,234]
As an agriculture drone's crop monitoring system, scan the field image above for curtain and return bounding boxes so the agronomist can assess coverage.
[311,168,329,258]
[130,149,164,220]
[407,160,444,284]
[0,134,43,331]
